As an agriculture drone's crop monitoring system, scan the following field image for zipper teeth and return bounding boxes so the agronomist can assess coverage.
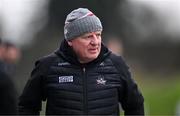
[83,67,88,114]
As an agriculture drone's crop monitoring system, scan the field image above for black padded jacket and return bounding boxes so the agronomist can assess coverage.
[18,40,144,115]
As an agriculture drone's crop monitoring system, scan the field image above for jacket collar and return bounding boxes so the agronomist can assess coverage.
[55,39,111,66]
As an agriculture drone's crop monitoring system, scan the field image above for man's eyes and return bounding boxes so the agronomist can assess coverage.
[96,33,101,37]
[82,35,92,39]
[83,34,101,39]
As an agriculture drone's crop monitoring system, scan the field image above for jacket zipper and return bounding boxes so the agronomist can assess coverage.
[82,67,88,114]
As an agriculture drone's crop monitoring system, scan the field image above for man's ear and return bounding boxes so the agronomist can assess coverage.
[67,40,72,46]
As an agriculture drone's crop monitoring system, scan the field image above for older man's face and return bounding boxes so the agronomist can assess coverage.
[68,31,102,63]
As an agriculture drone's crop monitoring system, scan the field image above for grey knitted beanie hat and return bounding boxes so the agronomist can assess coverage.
[64,8,103,40]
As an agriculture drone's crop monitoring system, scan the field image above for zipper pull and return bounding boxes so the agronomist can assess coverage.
[83,67,86,72]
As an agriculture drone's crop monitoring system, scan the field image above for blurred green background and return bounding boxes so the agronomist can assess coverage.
[135,73,180,115]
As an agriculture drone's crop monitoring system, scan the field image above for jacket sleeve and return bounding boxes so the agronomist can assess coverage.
[110,54,144,115]
[18,59,47,115]
[119,68,144,115]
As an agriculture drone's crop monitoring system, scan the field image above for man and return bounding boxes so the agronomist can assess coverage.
[19,8,144,115]
[0,38,17,114]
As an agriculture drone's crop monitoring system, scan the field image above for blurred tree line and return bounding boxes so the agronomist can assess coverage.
[16,0,180,93]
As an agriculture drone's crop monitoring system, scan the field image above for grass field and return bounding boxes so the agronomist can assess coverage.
[135,73,180,115]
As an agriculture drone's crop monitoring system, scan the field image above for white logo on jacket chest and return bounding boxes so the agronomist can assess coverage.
[59,76,73,83]
[58,62,70,66]
[96,77,106,85]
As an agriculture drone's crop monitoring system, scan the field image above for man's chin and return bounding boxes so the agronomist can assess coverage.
[89,54,99,60]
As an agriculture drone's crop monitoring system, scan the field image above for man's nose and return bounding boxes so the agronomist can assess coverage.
[91,33,98,44]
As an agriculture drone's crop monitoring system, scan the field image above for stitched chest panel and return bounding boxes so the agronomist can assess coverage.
[45,58,122,115]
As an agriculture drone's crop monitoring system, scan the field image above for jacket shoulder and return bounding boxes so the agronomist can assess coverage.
[37,53,58,63]
[32,53,60,76]
[36,52,65,66]
[109,53,129,71]
[109,53,131,81]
